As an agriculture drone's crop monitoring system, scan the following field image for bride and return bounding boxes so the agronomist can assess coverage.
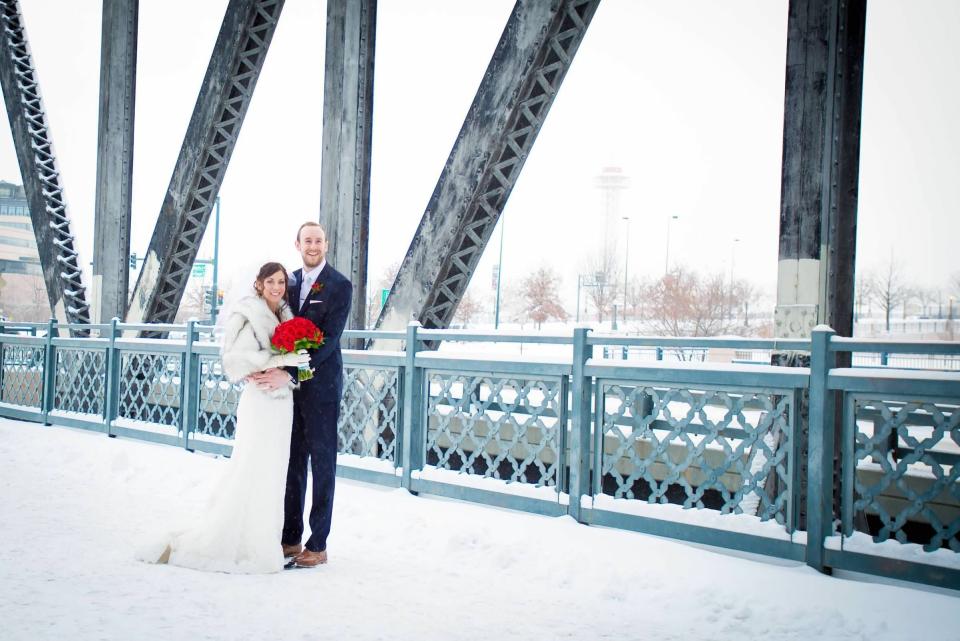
[142,261,308,573]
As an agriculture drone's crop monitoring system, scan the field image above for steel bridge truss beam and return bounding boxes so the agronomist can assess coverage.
[771,0,867,540]
[775,0,866,340]
[320,0,376,345]
[93,0,138,325]
[375,0,599,333]
[128,0,284,325]
[0,0,90,327]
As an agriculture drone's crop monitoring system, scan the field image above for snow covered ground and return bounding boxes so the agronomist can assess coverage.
[1,417,958,641]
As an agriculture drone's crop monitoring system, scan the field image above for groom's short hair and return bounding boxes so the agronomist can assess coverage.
[296,221,325,242]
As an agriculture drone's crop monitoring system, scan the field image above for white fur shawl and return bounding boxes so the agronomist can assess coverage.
[220,295,294,384]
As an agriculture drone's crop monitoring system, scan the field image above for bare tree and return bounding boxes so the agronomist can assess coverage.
[367,261,401,328]
[855,271,875,321]
[582,251,620,323]
[176,283,208,323]
[0,274,50,322]
[28,277,48,321]
[870,256,911,332]
[646,265,747,345]
[730,279,759,325]
[453,290,483,328]
[902,286,920,320]
[914,288,939,319]
[946,274,960,339]
[520,266,568,329]
[624,275,651,323]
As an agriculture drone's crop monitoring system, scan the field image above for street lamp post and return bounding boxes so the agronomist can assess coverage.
[949,296,956,341]
[664,215,678,275]
[729,237,739,320]
[210,196,221,325]
[494,213,506,330]
[576,274,581,323]
[622,216,630,324]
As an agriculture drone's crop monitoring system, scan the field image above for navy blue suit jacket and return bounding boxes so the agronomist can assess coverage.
[286,263,352,403]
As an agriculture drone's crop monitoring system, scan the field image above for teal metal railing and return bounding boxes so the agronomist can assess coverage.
[1,319,958,589]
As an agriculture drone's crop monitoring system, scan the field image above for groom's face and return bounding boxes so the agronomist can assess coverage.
[296,226,327,269]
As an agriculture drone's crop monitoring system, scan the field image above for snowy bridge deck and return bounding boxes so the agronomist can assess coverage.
[1,416,958,641]
[1,321,959,591]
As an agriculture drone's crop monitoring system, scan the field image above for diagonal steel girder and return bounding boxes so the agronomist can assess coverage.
[375,0,599,334]
[127,0,284,325]
[0,0,90,327]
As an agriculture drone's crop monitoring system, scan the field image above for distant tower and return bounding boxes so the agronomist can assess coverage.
[594,166,630,266]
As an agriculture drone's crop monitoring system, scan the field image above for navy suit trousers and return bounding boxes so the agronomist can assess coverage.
[282,395,339,552]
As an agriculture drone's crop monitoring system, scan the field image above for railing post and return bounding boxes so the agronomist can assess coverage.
[103,317,121,436]
[656,346,663,361]
[40,318,58,425]
[568,326,593,523]
[880,351,888,367]
[400,322,424,492]
[806,324,837,574]
[180,320,198,450]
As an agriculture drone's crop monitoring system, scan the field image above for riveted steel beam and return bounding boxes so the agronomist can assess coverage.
[774,0,866,340]
[93,0,138,324]
[319,0,376,341]
[771,0,867,536]
[0,0,90,328]
[822,0,866,340]
[127,0,284,325]
[375,0,599,335]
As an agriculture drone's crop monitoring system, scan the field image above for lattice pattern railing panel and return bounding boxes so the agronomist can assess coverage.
[53,348,105,416]
[117,352,181,429]
[195,355,239,439]
[599,383,793,523]
[850,397,959,552]
[426,372,564,487]
[338,365,400,462]
[0,344,43,407]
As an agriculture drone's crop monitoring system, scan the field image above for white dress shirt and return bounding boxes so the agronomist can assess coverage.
[298,261,326,309]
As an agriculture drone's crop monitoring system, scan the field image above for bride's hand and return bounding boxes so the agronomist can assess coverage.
[248,368,292,391]
[288,350,311,366]
[265,351,310,368]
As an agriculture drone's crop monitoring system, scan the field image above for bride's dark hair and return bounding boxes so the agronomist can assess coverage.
[253,262,289,294]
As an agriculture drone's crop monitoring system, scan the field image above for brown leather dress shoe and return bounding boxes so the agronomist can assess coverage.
[294,548,328,567]
[282,543,303,559]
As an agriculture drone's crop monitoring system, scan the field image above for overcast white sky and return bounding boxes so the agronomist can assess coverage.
[1,0,957,314]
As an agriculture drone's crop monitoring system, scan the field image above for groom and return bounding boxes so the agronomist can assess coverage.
[252,221,352,568]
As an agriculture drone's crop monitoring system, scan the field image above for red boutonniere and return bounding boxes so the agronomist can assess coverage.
[310,281,324,295]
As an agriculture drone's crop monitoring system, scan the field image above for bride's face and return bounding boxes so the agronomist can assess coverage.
[259,270,287,308]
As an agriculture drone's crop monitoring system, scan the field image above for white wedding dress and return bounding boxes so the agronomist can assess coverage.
[139,293,301,574]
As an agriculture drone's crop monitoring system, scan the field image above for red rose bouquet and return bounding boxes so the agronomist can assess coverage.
[271,317,324,381]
